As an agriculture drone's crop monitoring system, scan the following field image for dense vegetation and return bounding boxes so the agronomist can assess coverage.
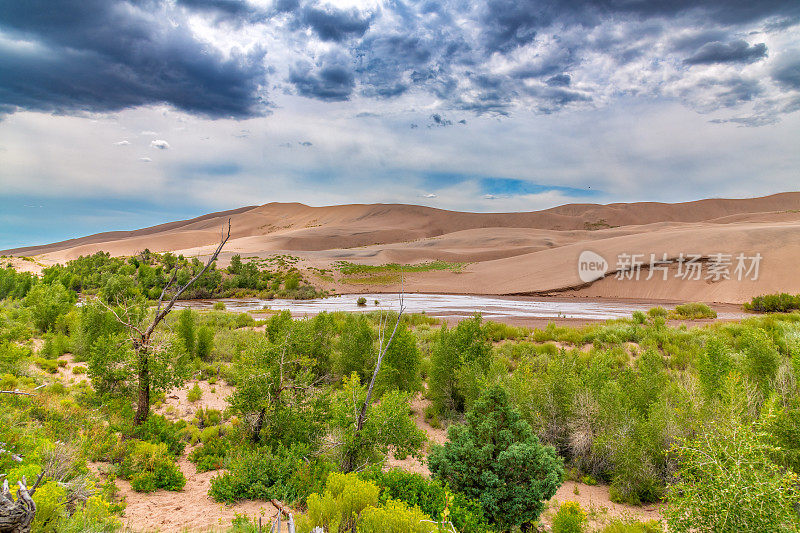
[2,263,800,532]
[13,251,325,301]
[746,293,800,313]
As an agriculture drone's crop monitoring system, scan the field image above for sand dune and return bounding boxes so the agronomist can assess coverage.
[5,192,800,303]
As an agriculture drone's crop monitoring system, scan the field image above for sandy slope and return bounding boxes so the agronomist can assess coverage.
[5,193,800,303]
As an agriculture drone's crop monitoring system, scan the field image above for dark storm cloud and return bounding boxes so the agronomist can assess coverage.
[176,0,257,18]
[297,3,373,42]
[289,53,355,101]
[773,53,800,89]
[684,40,768,65]
[0,0,267,118]
[478,0,799,53]
[1,0,799,122]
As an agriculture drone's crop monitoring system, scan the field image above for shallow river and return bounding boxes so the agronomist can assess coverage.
[174,293,747,322]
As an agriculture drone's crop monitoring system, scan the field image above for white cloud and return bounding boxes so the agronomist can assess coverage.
[150,139,170,150]
[114,140,130,146]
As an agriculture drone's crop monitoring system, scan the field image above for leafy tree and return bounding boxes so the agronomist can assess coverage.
[377,323,421,394]
[337,314,375,383]
[429,315,492,415]
[228,336,326,445]
[429,385,564,530]
[330,373,426,472]
[23,282,75,332]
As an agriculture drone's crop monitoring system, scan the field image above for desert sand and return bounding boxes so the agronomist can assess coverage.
[5,192,800,303]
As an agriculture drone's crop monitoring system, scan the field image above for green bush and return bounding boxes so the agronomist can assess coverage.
[132,414,187,456]
[209,445,332,505]
[600,519,662,533]
[672,303,717,320]
[745,293,800,313]
[213,301,226,311]
[364,469,492,533]
[176,309,196,356]
[358,499,438,533]
[298,472,379,533]
[664,377,800,532]
[187,383,203,402]
[119,441,186,492]
[196,325,214,361]
[552,501,587,533]
[429,385,564,529]
[356,296,367,306]
[23,282,75,332]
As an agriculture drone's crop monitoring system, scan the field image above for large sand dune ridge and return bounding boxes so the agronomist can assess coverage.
[5,192,800,303]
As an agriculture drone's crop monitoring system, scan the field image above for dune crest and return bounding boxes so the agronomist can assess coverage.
[5,192,800,303]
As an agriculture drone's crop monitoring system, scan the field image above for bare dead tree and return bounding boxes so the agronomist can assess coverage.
[342,273,405,472]
[0,472,44,533]
[102,220,231,425]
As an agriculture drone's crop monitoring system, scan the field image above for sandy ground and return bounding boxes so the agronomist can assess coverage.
[546,481,662,528]
[5,193,800,304]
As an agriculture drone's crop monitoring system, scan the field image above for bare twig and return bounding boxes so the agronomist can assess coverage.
[355,268,405,431]
[145,219,231,338]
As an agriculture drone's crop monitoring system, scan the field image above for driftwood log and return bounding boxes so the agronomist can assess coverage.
[0,472,44,533]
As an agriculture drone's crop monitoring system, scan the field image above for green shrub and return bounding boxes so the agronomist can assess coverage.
[356,296,367,306]
[358,499,438,533]
[664,377,800,532]
[298,472,379,533]
[187,383,203,402]
[647,306,669,318]
[133,414,187,456]
[196,326,214,361]
[119,441,186,492]
[600,518,662,533]
[72,365,86,374]
[745,293,800,313]
[364,469,492,533]
[210,445,332,505]
[32,480,69,533]
[552,501,587,533]
[213,301,226,311]
[429,386,564,529]
[672,302,717,320]
[176,309,196,356]
[24,282,75,332]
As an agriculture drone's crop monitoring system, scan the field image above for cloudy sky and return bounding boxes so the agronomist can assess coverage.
[1,0,799,248]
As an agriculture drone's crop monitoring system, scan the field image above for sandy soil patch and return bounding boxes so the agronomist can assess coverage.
[156,380,235,422]
[545,480,662,528]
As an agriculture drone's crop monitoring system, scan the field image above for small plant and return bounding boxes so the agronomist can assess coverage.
[213,301,226,311]
[72,365,86,374]
[187,383,203,402]
[552,501,587,533]
[357,296,367,306]
[672,302,717,319]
